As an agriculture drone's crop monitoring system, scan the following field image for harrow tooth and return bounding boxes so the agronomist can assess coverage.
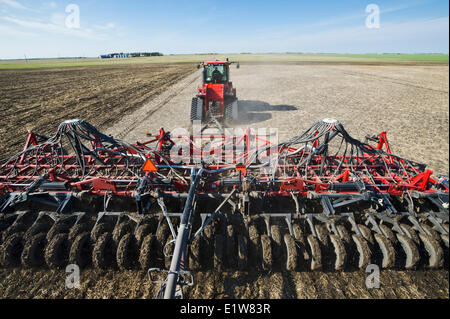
[418,233,444,269]
[314,224,330,248]
[292,223,310,265]
[139,234,158,270]
[117,233,139,270]
[46,222,70,242]
[69,232,92,269]
[284,234,298,271]
[135,220,157,246]
[92,233,117,270]
[379,224,398,244]
[237,235,248,270]
[3,221,29,243]
[45,233,70,269]
[329,234,347,271]
[112,220,134,243]
[24,221,52,242]
[164,235,175,269]
[21,232,47,268]
[69,232,93,268]
[335,224,352,245]
[0,215,16,233]
[1,232,25,267]
[373,233,396,269]
[270,225,283,267]
[189,235,203,270]
[441,234,449,248]
[0,218,14,246]
[396,233,420,269]
[443,224,449,234]
[68,223,91,242]
[442,235,449,269]
[155,222,170,248]
[399,222,444,268]
[214,234,225,271]
[200,224,214,269]
[399,224,420,246]
[260,234,273,271]
[419,223,442,243]
[314,224,342,271]
[248,224,261,269]
[357,224,375,246]
[306,234,322,271]
[202,223,214,241]
[226,225,236,269]
[351,234,371,270]
[91,222,109,242]
[292,223,304,241]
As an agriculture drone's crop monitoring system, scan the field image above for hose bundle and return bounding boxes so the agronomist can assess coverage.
[1,120,146,181]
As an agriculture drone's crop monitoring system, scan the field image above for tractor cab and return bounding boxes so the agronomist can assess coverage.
[202,61,230,84]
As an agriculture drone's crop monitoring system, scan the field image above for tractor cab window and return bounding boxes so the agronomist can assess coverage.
[204,64,228,83]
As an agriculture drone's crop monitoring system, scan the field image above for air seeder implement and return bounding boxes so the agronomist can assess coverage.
[0,118,448,299]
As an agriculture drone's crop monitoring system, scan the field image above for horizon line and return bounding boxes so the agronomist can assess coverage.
[1,52,449,61]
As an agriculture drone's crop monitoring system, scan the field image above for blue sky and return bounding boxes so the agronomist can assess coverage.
[0,0,448,59]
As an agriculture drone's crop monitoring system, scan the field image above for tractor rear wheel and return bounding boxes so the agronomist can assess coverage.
[191,97,203,123]
[225,98,239,124]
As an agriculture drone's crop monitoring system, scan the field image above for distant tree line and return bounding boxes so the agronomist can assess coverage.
[129,52,164,57]
[100,52,164,59]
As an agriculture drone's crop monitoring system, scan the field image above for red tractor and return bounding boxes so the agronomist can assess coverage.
[191,59,239,125]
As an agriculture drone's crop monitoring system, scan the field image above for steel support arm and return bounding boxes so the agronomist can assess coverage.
[163,169,203,299]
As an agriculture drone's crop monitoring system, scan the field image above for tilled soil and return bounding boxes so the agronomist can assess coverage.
[0,269,447,299]
[0,62,449,299]
[0,63,196,160]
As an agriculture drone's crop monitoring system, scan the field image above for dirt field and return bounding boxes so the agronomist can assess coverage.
[0,268,447,299]
[110,64,449,175]
[0,63,195,160]
[0,62,448,299]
